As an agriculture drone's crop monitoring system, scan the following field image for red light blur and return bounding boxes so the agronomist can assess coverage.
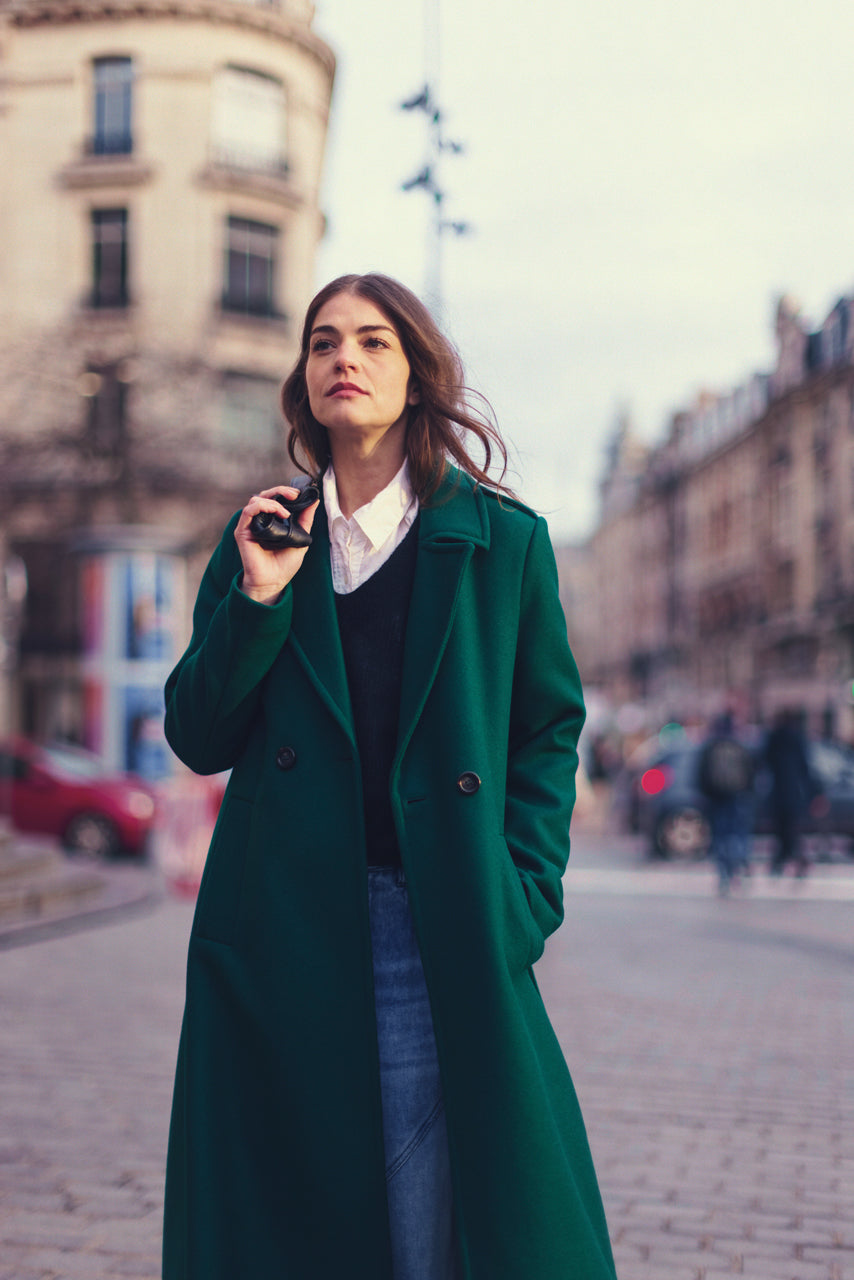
[640,766,670,796]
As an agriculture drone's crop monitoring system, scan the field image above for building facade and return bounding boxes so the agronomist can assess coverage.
[569,292,854,741]
[0,0,334,770]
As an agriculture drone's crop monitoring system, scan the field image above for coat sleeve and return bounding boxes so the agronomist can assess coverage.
[504,515,586,944]
[164,514,295,775]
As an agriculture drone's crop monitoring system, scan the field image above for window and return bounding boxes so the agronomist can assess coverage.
[223,217,278,317]
[91,209,129,307]
[93,57,133,155]
[15,542,80,656]
[772,560,794,614]
[211,66,286,174]
[220,373,280,446]
[79,363,128,455]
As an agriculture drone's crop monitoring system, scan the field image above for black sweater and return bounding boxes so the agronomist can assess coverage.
[334,519,419,866]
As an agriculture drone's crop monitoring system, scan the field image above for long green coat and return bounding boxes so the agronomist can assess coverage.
[162,470,616,1279]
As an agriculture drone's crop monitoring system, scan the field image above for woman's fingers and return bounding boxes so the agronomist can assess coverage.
[234,486,319,603]
[237,488,298,529]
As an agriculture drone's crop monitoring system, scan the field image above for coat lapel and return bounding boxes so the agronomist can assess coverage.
[395,471,490,764]
[287,503,355,744]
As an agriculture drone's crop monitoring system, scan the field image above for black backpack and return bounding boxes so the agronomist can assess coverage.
[699,737,754,797]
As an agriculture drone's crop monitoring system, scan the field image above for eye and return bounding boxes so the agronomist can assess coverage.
[364,335,390,350]
[310,337,334,353]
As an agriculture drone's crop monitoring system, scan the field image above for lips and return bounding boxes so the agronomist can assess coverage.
[327,382,367,397]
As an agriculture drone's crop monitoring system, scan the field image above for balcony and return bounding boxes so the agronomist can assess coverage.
[57,143,153,190]
[199,146,300,208]
[210,144,289,180]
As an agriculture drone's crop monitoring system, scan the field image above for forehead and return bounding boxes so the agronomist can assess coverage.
[311,291,399,335]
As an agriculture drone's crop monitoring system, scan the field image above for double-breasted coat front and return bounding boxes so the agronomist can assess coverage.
[162,470,616,1279]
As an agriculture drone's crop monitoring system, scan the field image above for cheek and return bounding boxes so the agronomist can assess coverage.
[304,367,323,410]
[392,360,414,404]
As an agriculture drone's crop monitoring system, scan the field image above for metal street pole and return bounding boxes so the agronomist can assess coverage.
[400,0,470,317]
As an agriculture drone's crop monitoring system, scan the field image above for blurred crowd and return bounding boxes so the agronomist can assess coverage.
[579,698,853,893]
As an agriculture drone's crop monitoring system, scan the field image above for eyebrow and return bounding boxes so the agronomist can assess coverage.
[310,323,397,337]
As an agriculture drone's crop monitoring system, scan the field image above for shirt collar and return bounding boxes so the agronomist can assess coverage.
[323,460,417,550]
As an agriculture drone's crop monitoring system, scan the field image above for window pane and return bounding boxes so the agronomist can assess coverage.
[211,66,285,172]
[92,209,128,307]
[227,248,247,305]
[246,253,272,312]
[84,363,128,454]
[94,57,133,155]
[223,216,277,316]
[220,373,279,446]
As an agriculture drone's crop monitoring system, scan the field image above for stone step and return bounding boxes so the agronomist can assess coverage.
[0,839,64,882]
[0,831,107,927]
[0,867,106,925]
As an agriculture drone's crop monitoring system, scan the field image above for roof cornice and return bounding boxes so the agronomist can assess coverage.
[2,0,336,79]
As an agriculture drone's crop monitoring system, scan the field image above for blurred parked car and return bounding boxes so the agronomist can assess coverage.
[0,737,157,859]
[622,734,854,860]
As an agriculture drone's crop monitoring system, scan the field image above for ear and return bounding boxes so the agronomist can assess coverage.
[407,381,421,406]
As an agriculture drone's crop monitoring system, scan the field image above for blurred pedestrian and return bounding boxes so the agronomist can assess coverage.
[698,710,756,894]
[161,274,616,1279]
[763,709,815,877]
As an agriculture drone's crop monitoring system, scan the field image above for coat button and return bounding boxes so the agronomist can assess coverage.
[276,746,297,771]
[457,771,481,795]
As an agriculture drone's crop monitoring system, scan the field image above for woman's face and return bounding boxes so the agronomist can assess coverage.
[305,292,418,451]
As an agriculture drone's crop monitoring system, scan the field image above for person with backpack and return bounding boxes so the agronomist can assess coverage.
[698,710,756,894]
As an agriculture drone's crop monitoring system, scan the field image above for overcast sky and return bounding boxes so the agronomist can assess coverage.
[312,0,853,542]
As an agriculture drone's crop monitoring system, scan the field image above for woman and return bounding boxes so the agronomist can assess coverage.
[162,274,616,1279]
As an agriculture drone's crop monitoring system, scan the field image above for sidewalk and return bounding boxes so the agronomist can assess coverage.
[565,858,854,901]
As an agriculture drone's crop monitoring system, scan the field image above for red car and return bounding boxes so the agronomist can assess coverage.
[0,737,157,859]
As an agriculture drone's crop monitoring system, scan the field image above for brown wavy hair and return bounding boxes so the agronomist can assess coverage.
[281,273,514,502]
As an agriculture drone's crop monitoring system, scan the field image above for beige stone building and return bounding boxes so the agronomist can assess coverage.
[569,292,854,741]
[0,0,334,769]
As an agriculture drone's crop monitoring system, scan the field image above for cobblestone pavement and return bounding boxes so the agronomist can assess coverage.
[541,832,854,1280]
[0,832,852,1279]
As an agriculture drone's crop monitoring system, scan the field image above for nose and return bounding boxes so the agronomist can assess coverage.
[334,339,359,372]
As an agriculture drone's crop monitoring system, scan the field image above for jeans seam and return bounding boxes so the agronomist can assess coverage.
[385,1096,444,1183]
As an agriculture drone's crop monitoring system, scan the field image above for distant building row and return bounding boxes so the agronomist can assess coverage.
[558,291,854,740]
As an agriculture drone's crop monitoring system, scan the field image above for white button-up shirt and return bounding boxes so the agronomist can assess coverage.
[323,461,419,595]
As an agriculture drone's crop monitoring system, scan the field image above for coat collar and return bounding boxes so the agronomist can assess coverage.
[288,466,491,749]
[417,468,491,550]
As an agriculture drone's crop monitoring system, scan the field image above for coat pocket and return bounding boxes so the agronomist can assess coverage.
[497,837,545,971]
[192,794,253,946]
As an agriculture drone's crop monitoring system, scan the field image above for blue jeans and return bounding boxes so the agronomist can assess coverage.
[709,795,752,885]
[367,868,461,1280]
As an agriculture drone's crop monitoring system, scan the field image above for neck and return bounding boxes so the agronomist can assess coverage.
[329,435,407,519]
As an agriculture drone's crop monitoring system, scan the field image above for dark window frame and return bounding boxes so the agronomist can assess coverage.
[93,56,133,156]
[223,216,279,318]
[91,208,129,308]
[83,362,128,456]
